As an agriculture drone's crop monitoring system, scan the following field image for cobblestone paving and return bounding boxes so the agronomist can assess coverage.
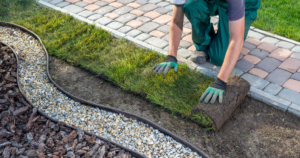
[43,0,300,121]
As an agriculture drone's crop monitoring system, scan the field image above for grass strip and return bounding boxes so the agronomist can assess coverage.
[1,4,215,127]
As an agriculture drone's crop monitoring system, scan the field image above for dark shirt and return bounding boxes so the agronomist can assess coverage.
[226,0,245,21]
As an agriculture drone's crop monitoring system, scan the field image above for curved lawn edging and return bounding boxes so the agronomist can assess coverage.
[0,21,210,158]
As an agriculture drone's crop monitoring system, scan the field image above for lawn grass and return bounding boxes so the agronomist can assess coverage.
[252,0,300,42]
[0,4,215,127]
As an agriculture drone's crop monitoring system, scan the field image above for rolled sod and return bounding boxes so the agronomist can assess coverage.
[192,75,250,130]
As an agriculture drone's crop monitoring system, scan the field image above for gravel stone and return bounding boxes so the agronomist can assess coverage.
[0,26,202,158]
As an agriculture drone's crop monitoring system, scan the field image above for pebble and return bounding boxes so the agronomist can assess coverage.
[0,26,202,158]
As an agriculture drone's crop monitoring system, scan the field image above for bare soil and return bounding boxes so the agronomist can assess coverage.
[49,56,300,158]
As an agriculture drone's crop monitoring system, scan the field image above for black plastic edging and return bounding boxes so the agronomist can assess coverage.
[1,41,145,158]
[0,21,210,158]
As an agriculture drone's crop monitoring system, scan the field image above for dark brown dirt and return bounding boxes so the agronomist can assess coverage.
[192,75,251,130]
[49,56,300,158]
[0,44,132,158]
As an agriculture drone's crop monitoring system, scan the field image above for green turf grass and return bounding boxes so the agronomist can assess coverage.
[0,4,215,128]
[252,0,300,42]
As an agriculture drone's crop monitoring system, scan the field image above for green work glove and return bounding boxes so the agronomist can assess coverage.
[200,78,227,104]
[152,55,178,76]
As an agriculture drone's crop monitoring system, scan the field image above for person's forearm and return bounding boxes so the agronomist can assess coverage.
[168,6,184,58]
[217,39,243,82]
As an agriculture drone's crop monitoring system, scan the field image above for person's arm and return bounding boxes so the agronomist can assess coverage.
[218,16,245,82]
[168,6,184,58]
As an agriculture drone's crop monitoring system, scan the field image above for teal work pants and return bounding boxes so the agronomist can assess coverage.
[182,0,260,66]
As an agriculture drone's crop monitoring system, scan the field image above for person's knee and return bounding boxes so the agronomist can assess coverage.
[210,54,225,66]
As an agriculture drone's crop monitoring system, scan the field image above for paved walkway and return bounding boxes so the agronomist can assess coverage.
[40,0,300,116]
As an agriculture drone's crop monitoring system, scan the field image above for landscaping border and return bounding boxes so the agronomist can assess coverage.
[0,21,210,157]
[36,0,300,118]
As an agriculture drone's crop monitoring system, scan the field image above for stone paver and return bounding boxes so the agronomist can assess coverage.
[96,17,113,25]
[63,4,84,13]
[265,69,291,85]
[115,13,137,23]
[83,0,99,4]
[177,48,192,59]
[255,57,282,73]
[288,103,300,117]
[184,23,191,29]
[157,2,170,7]
[238,54,243,60]
[291,52,300,60]
[242,55,261,64]
[107,21,124,29]
[78,10,95,17]
[282,79,300,93]
[103,0,116,3]
[261,37,279,45]
[149,0,161,4]
[248,48,269,59]
[263,83,282,95]
[153,15,172,25]
[179,40,192,48]
[149,30,165,38]
[94,1,108,6]
[117,26,133,33]
[235,60,254,72]
[84,4,101,11]
[138,4,158,12]
[165,5,173,11]
[278,58,300,73]
[127,3,141,8]
[135,33,151,41]
[249,68,268,79]
[130,9,145,16]
[117,0,134,4]
[138,22,160,33]
[154,7,169,14]
[292,46,300,53]
[241,73,270,90]
[50,0,63,4]
[245,38,262,46]
[75,1,89,7]
[268,48,292,61]
[104,12,120,19]
[182,27,192,34]
[278,88,300,105]
[110,2,123,8]
[126,29,142,37]
[276,41,295,50]
[65,0,80,3]
[136,16,151,23]
[87,14,102,21]
[56,2,70,7]
[291,73,300,81]
[157,25,170,34]
[243,42,256,50]
[182,34,192,43]
[240,47,250,55]
[247,30,265,40]
[162,34,169,41]
[144,11,161,19]
[135,0,147,5]
[145,37,168,48]
[257,43,278,52]
[126,20,144,28]
[95,6,116,15]
[113,6,134,14]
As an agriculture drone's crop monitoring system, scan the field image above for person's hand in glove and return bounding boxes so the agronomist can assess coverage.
[200,78,227,103]
[152,55,178,76]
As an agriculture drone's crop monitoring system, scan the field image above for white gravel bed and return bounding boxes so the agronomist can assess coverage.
[0,26,202,158]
